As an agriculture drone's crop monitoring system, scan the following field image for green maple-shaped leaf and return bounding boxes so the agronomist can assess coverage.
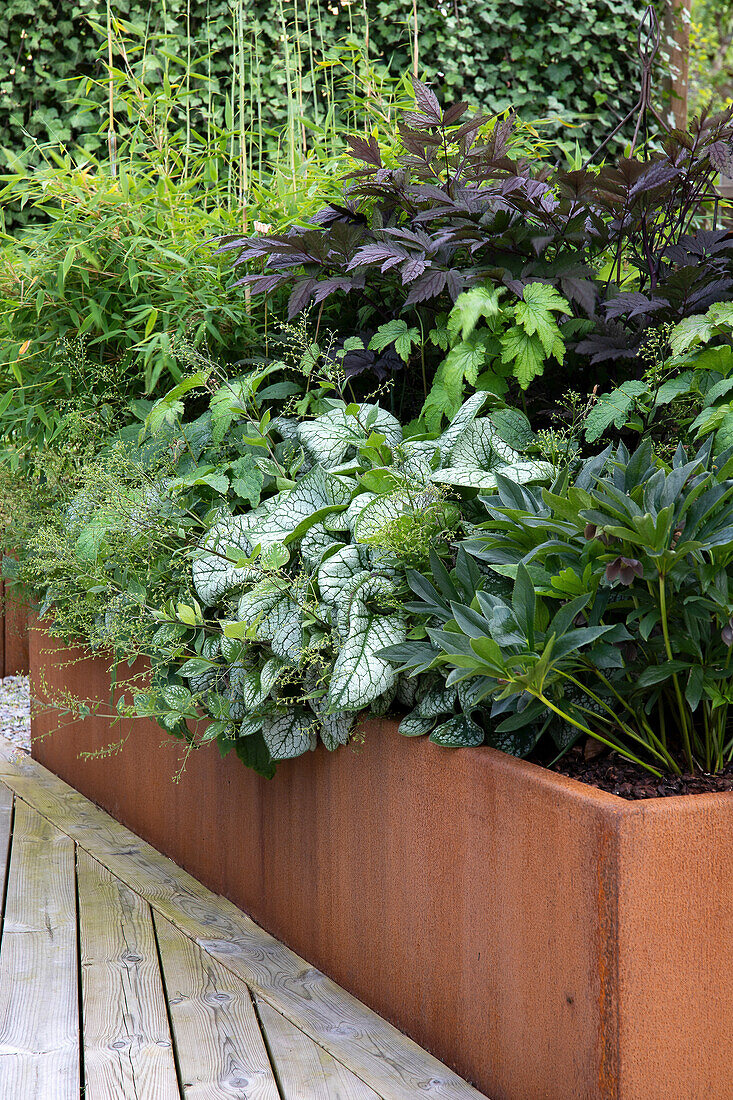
[444,329,498,386]
[369,319,420,363]
[422,333,497,429]
[584,381,648,442]
[500,327,546,388]
[448,285,504,342]
[229,453,264,507]
[514,284,569,358]
[517,282,571,319]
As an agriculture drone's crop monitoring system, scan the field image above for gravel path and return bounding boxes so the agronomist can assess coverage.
[0,675,30,753]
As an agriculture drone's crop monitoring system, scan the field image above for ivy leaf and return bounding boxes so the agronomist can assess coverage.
[245,467,351,548]
[192,514,260,605]
[317,545,370,606]
[307,688,354,751]
[351,493,411,543]
[237,578,302,659]
[435,391,489,459]
[319,710,354,751]
[432,418,551,490]
[299,404,402,467]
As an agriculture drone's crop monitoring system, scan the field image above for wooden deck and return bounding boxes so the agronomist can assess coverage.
[0,736,488,1100]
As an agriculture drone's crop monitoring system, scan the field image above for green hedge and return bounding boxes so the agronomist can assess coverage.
[1,0,646,165]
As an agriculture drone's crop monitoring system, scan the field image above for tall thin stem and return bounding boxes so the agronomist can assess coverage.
[106,0,117,177]
[659,575,695,771]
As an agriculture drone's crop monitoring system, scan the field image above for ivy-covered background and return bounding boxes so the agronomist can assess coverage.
[1,0,646,166]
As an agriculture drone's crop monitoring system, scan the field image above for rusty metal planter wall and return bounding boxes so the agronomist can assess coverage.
[0,582,29,677]
[29,621,733,1100]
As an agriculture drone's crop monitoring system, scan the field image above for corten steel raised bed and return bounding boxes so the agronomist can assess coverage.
[30,620,733,1100]
[0,581,29,677]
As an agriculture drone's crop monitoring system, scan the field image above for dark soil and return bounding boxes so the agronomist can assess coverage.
[549,745,733,800]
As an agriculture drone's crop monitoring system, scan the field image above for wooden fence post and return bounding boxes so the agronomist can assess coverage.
[664,0,691,128]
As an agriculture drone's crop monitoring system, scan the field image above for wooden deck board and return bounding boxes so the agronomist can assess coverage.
[0,799,80,1099]
[0,738,488,1100]
[256,995,382,1100]
[0,784,13,923]
[77,848,180,1099]
[154,910,279,1100]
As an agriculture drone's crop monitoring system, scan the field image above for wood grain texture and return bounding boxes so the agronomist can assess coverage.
[0,784,13,918]
[0,741,487,1100]
[154,910,279,1100]
[256,995,382,1100]
[77,848,180,1099]
[0,798,79,1099]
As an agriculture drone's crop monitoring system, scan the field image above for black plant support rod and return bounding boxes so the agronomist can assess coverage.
[584,5,669,168]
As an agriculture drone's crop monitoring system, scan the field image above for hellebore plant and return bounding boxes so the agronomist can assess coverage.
[389,440,733,776]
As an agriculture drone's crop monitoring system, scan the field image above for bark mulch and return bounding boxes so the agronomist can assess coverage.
[551,743,733,800]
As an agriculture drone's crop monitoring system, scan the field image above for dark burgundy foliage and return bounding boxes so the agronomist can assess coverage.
[217,78,733,385]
